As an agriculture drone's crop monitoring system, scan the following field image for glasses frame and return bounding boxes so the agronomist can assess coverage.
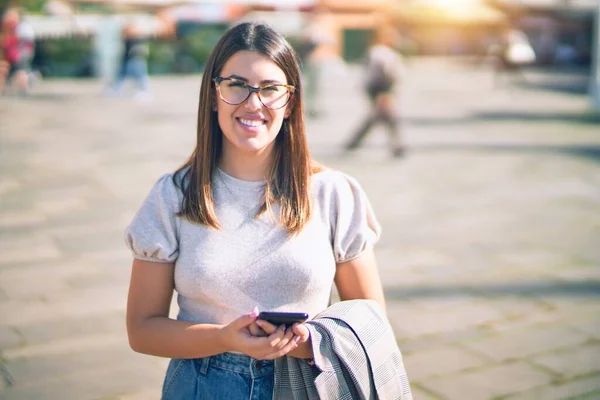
[213,77,296,110]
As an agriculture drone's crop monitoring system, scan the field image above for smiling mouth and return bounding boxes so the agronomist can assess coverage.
[238,117,266,128]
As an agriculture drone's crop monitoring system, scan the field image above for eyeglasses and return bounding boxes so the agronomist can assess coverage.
[213,77,295,110]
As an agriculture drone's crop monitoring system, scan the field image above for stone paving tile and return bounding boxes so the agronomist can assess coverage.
[530,343,600,380]
[0,275,69,301]
[504,374,600,400]
[390,302,507,338]
[396,328,492,354]
[402,345,491,381]
[463,324,592,362]
[419,362,552,400]
[2,343,157,385]
[407,384,443,400]
[0,361,164,400]
[12,312,124,346]
[0,285,126,326]
[486,307,596,335]
[0,328,23,351]
[0,210,48,231]
[0,240,62,268]
[3,333,123,361]
[117,388,163,400]
[570,318,600,340]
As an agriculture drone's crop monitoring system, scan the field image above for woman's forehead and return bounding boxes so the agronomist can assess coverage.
[221,50,287,84]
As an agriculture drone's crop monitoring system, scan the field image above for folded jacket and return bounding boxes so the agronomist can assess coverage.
[274,299,413,400]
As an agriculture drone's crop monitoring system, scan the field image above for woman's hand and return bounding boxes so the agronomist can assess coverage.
[247,321,268,337]
[218,310,300,360]
[255,320,313,359]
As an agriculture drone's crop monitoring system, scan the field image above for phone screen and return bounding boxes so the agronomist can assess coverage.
[257,311,308,326]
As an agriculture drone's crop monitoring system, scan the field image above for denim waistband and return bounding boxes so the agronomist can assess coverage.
[196,352,274,379]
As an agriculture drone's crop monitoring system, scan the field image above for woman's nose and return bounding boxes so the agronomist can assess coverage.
[244,91,263,110]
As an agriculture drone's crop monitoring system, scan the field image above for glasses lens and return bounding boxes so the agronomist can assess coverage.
[259,86,290,109]
[219,80,250,104]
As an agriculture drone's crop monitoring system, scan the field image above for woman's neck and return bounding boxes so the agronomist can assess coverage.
[219,149,272,182]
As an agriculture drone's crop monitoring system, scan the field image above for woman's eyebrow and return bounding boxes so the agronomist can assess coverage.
[225,74,284,85]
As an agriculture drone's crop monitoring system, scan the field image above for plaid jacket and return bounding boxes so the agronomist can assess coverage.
[274,300,413,400]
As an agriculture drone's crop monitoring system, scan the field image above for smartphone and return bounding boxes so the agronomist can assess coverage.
[257,311,308,327]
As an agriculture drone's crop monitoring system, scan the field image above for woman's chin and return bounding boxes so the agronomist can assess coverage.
[232,138,272,154]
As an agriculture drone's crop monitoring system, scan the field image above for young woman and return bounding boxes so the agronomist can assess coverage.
[125,22,386,399]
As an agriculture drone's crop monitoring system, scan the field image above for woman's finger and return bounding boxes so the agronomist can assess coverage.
[248,322,267,337]
[255,319,277,335]
[266,324,287,347]
[273,326,295,351]
[264,335,299,360]
[291,323,310,342]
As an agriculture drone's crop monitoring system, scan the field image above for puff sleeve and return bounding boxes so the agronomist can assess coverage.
[331,173,381,263]
[124,173,181,263]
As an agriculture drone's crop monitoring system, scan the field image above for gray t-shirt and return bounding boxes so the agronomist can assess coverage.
[125,168,380,325]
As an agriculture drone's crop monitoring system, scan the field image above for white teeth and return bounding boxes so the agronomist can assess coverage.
[239,118,263,127]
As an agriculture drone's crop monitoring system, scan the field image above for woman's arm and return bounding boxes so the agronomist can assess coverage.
[126,259,299,359]
[334,247,386,311]
[126,259,228,358]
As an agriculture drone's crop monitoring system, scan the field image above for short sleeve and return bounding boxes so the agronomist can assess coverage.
[124,173,181,263]
[330,173,381,263]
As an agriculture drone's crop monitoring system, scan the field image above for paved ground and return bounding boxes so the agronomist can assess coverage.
[1,58,599,400]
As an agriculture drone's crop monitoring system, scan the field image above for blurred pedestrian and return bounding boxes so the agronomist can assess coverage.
[16,11,39,87]
[301,5,338,118]
[344,25,405,157]
[124,22,387,399]
[106,21,151,100]
[0,7,32,95]
[489,29,536,89]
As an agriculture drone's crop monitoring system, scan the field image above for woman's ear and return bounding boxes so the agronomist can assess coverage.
[284,96,295,118]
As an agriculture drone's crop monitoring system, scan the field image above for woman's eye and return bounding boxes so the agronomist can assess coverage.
[262,86,280,92]
[227,81,245,88]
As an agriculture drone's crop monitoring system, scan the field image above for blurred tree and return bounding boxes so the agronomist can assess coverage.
[4,0,45,13]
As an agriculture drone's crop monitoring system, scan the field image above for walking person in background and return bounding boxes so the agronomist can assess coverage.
[124,22,389,399]
[344,24,405,157]
[106,20,151,100]
[301,5,338,118]
[0,7,32,95]
[16,10,38,88]
[489,29,536,90]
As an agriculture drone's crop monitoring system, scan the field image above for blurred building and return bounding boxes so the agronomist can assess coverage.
[386,0,510,56]
[23,0,594,79]
[487,0,597,65]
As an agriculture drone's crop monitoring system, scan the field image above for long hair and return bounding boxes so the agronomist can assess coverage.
[174,22,322,235]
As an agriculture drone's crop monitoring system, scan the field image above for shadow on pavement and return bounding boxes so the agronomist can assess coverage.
[472,110,600,124]
[521,80,589,95]
[2,93,73,101]
[408,111,600,127]
[411,143,600,164]
[386,280,600,299]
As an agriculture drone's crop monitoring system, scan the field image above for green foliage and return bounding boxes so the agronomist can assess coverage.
[42,36,92,63]
[5,0,45,13]
[147,40,176,74]
[38,36,93,77]
[147,24,228,74]
[180,25,226,67]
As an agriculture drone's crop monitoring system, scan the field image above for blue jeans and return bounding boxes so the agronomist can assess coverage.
[111,56,149,93]
[162,353,275,400]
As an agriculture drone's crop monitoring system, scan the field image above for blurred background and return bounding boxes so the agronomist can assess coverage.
[2,0,598,80]
[1,0,599,399]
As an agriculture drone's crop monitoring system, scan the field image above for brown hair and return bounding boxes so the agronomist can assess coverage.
[174,22,322,234]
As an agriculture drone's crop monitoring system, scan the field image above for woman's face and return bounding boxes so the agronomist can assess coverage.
[215,50,292,159]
